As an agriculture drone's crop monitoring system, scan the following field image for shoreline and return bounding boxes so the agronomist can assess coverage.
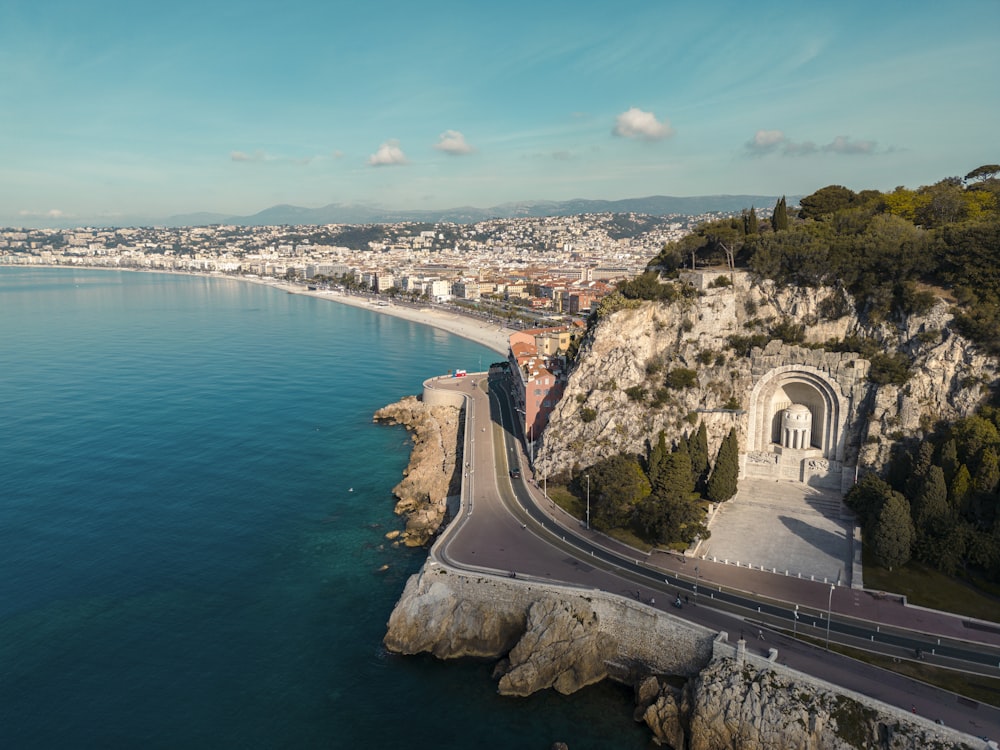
[264,280,513,356]
[3,265,513,356]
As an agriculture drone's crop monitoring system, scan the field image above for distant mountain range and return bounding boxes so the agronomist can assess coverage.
[8,195,799,229]
[162,195,797,227]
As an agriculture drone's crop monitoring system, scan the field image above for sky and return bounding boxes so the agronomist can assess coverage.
[3,0,998,226]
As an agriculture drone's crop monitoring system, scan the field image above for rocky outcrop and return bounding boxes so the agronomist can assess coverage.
[384,563,713,684]
[665,657,973,750]
[385,563,983,749]
[384,567,620,695]
[537,271,998,479]
[373,395,461,546]
[495,598,616,696]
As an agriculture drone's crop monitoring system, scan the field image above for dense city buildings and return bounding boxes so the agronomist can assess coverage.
[0,213,734,307]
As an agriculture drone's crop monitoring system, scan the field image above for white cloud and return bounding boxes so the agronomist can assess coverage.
[368,139,408,166]
[434,130,474,155]
[745,129,787,154]
[18,208,64,218]
[823,135,877,154]
[612,107,674,141]
[745,130,879,157]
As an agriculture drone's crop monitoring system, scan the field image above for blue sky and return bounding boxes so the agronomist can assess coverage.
[3,0,998,224]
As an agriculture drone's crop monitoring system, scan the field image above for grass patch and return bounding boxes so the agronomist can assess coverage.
[546,484,653,552]
[862,547,1000,622]
[548,485,583,518]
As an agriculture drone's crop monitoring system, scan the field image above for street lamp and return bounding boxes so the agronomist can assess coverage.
[793,604,799,638]
[585,474,590,530]
[694,565,700,602]
[825,585,835,651]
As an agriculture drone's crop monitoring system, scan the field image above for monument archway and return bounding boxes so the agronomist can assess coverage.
[743,365,850,486]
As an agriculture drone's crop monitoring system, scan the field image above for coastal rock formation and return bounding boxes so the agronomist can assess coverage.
[373,395,461,546]
[384,564,713,684]
[495,598,616,696]
[536,271,998,480]
[666,657,971,750]
[385,564,981,750]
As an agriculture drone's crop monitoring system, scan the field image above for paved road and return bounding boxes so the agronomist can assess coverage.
[425,372,1000,741]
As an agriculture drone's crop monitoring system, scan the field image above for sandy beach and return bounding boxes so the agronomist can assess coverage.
[262,280,513,356]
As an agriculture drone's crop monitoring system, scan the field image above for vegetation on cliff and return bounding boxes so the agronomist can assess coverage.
[649,165,1000,353]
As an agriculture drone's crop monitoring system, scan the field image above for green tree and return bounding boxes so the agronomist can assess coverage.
[949,464,972,513]
[743,206,759,235]
[707,428,739,503]
[911,465,950,528]
[689,422,710,492]
[770,196,788,231]
[906,442,936,499]
[798,185,857,220]
[664,442,695,499]
[845,472,894,527]
[965,164,1000,184]
[586,454,651,529]
[974,447,1000,495]
[871,491,915,571]
[647,431,669,496]
[939,438,959,485]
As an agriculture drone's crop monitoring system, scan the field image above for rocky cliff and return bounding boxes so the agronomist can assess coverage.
[386,564,978,749]
[373,396,461,547]
[639,657,975,750]
[536,271,998,479]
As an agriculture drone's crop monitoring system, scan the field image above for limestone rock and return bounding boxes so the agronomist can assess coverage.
[638,676,689,749]
[373,395,461,546]
[537,272,998,482]
[498,598,616,696]
[684,657,971,750]
[383,569,525,659]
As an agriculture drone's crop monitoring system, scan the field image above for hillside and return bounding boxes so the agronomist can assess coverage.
[537,169,1000,582]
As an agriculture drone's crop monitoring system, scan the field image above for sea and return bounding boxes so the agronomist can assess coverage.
[0,267,651,750]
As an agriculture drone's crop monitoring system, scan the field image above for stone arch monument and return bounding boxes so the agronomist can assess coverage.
[740,347,871,492]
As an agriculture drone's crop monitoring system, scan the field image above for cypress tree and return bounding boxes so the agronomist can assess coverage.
[905,442,935,499]
[912,465,949,528]
[939,438,959,485]
[949,463,972,511]
[707,428,739,503]
[648,430,669,496]
[665,441,694,499]
[771,196,788,231]
[748,206,759,234]
[871,491,915,571]
[689,422,710,493]
[974,447,999,494]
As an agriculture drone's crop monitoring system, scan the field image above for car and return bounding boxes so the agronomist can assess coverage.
[509,469,520,479]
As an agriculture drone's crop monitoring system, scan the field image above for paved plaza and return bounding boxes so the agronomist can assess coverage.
[698,478,854,585]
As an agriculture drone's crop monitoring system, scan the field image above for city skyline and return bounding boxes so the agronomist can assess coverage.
[4,0,998,227]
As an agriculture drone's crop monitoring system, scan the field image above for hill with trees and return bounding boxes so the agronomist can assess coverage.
[538,165,1000,588]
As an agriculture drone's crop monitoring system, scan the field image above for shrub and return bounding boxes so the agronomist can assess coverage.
[665,368,698,389]
[696,349,716,366]
[625,385,646,402]
[580,407,598,423]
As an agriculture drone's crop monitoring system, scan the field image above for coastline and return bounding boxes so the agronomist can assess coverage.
[268,281,513,356]
[3,265,513,356]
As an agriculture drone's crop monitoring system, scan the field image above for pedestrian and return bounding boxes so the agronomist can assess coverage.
[758,629,765,641]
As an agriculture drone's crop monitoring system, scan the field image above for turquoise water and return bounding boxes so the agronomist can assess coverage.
[0,268,650,749]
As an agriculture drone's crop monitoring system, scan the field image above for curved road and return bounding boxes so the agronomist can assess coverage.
[426,372,1000,740]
